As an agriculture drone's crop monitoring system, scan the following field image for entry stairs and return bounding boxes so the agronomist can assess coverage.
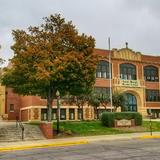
[0,122,46,142]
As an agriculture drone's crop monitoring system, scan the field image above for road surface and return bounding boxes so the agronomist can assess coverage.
[0,139,160,160]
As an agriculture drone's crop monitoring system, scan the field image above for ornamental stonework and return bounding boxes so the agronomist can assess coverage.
[33,108,39,120]
[85,108,90,119]
[112,48,141,61]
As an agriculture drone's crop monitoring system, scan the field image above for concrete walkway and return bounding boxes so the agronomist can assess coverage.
[0,131,160,152]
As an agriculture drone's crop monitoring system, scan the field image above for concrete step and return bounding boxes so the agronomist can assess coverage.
[0,123,46,142]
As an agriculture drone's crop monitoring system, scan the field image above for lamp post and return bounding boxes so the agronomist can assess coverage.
[56,90,60,134]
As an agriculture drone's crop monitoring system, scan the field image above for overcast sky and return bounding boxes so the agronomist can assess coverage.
[1,0,160,64]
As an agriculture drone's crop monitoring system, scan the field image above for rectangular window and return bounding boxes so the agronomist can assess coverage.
[96,72,101,78]
[41,109,47,121]
[78,109,83,120]
[9,104,14,112]
[146,90,160,102]
[94,87,109,95]
[96,61,111,79]
[69,109,75,120]
[60,109,66,120]
[144,67,159,82]
[52,109,57,120]
[102,72,107,78]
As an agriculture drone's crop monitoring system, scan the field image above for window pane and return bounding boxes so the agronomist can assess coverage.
[144,66,159,82]
[69,109,75,120]
[96,61,111,79]
[146,90,160,102]
[41,109,47,121]
[52,109,57,120]
[120,63,136,80]
[78,109,83,120]
[9,104,14,112]
[60,109,66,120]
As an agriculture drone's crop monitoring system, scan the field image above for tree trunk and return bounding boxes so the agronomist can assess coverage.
[94,108,98,120]
[47,88,54,122]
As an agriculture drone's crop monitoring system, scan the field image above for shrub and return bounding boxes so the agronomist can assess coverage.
[134,112,142,126]
[114,112,134,120]
[101,112,115,127]
[101,112,142,127]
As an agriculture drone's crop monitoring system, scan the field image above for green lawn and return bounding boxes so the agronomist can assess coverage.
[53,120,160,136]
[143,121,160,132]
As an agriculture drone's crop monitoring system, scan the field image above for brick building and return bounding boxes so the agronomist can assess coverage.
[1,46,160,121]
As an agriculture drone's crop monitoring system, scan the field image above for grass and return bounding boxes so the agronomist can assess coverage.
[53,121,132,136]
[53,120,160,136]
[143,121,160,132]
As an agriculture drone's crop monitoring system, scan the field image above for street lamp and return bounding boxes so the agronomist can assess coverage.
[56,90,60,134]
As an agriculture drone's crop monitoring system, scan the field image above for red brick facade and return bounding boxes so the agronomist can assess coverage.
[2,47,160,120]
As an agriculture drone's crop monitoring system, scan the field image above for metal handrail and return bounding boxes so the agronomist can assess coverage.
[16,116,24,140]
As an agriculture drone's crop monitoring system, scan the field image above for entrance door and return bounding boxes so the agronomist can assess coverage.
[125,93,137,112]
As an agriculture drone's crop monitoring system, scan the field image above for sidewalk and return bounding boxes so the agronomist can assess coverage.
[1,132,160,152]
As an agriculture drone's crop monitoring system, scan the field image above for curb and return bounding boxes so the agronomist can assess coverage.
[0,140,88,152]
[139,135,160,139]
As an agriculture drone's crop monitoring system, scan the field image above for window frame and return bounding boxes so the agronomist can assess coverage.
[120,63,136,80]
[144,66,159,82]
[96,61,111,79]
[69,108,75,120]
[60,109,66,120]
[146,89,160,102]
[94,87,110,95]
[9,104,14,112]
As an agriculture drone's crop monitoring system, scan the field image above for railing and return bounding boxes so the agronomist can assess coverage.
[16,116,24,140]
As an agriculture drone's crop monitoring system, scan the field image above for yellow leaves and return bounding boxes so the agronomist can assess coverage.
[6,14,98,96]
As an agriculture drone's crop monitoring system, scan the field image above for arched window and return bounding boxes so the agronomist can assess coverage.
[125,93,137,112]
[96,61,111,79]
[144,66,159,82]
[120,63,136,80]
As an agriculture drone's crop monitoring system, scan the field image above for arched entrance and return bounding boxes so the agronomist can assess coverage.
[125,93,137,112]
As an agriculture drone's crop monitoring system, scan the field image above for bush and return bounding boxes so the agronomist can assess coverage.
[101,112,142,127]
[101,112,115,127]
[134,112,142,126]
[114,112,134,120]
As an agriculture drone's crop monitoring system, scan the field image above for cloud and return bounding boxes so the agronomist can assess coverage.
[0,0,160,65]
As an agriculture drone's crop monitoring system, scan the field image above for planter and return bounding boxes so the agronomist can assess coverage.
[39,122,53,139]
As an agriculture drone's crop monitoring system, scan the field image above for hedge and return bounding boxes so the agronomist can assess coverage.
[101,112,142,127]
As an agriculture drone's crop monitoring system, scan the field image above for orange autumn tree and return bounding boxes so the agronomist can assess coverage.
[2,14,98,121]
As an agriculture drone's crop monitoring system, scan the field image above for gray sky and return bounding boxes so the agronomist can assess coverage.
[1,0,160,64]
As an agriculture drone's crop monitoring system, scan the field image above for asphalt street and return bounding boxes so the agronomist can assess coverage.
[0,139,160,160]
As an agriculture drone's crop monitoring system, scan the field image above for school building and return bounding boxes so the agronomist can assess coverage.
[0,45,160,121]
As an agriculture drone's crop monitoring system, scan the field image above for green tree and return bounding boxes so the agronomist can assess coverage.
[98,93,110,110]
[64,93,89,120]
[112,92,126,112]
[88,92,101,119]
[1,14,98,121]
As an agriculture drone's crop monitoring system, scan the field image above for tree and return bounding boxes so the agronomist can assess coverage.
[88,92,101,119]
[64,93,89,120]
[112,92,126,112]
[98,93,110,110]
[1,14,98,121]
